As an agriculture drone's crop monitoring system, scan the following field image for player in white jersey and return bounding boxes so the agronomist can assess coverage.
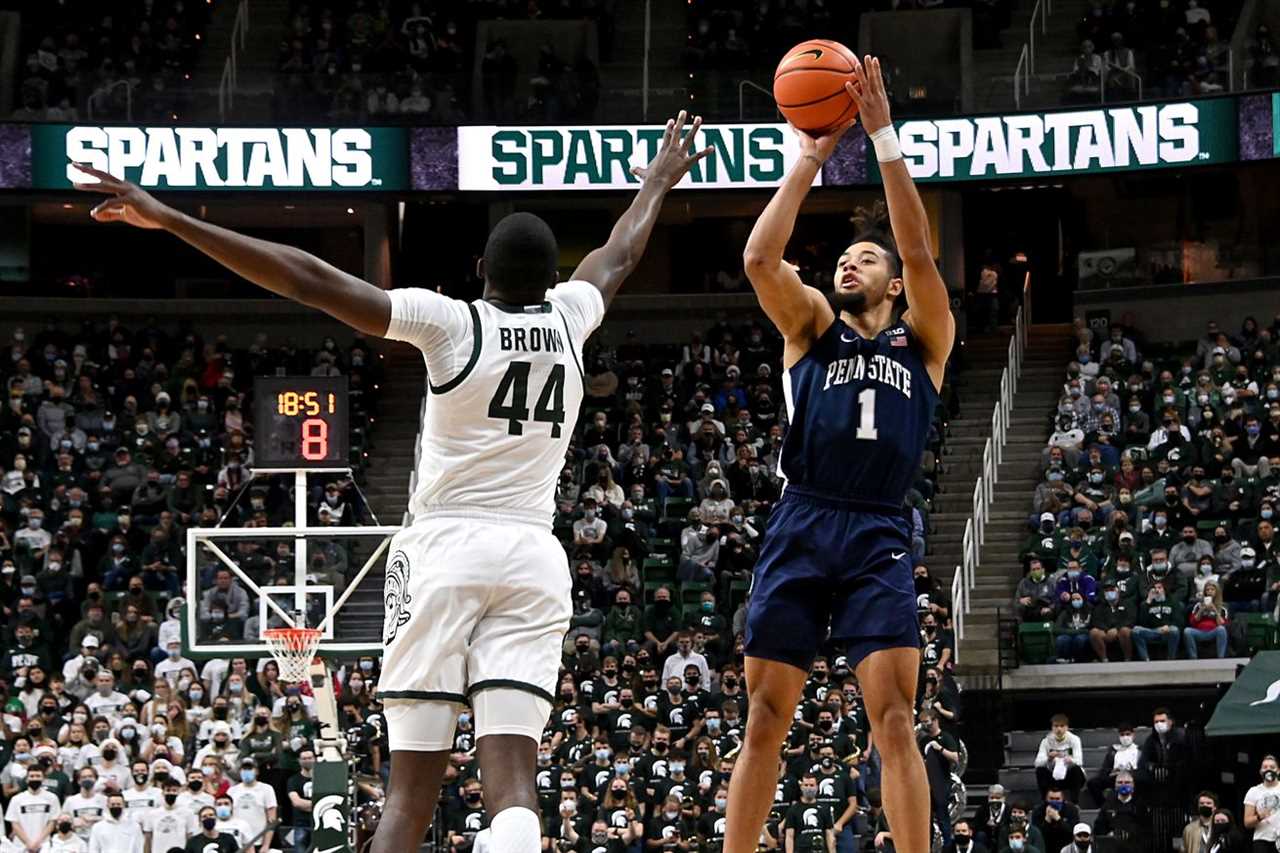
[74,109,712,853]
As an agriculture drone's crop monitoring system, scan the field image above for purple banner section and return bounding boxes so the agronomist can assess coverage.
[1238,93,1276,161]
[410,127,459,190]
[822,123,868,186]
[0,125,32,189]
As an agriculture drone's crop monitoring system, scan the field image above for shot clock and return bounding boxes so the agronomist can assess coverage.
[254,376,350,469]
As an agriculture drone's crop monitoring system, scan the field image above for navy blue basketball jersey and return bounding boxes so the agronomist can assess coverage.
[778,318,938,509]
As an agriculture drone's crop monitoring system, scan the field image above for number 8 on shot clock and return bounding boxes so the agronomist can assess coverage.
[254,375,350,470]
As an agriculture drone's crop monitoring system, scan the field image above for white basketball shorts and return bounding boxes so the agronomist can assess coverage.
[377,512,572,749]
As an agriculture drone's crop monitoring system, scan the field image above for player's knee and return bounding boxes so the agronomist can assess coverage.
[743,692,794,745]
[871,703,916,752]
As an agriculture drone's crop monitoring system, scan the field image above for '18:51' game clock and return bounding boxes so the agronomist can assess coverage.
[253,375,350,469]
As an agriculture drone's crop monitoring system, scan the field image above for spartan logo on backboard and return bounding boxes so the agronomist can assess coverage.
[383,550,413,645]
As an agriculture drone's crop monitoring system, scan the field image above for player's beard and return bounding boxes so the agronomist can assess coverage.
[830,289,869,314]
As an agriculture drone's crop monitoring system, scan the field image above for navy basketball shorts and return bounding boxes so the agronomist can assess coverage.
[744,490,921,671]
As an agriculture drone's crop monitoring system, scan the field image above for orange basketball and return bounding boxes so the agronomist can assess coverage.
[772,39,860,135]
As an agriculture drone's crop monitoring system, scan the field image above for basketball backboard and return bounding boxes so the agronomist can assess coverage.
[183,523,400,661]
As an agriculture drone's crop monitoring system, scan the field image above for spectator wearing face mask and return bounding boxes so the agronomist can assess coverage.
[211,794,252,850]
[6,764,58,851]
[1183,583,1229,659]
[946,819,989,853]
[1244,756,1280,848]
[1091,770,1147,853]
[87,792,142,853]
[227,757,276,853]
[47,812,87,853]
[1055,561,1097,607]
[678,511,719,583]
[1182,791,1221,853]
[1147,411,1191,451]
[1061,823,1095,853]
[1139,708,1188,849]
[572,498,609,558]
[1014,559,1057,623]
[1133,580,1180,661]
[1086,723,1140,808]
[1021,516,1062,568]
[1088,581,1134,662]
[143,778,198,852]
[999,824,1040,853]
[1169,526,1212,576]
[1032,787,1079,853]
[188,804,238,853]
[1139,549,1186,606]
[1232,415,1273,480]
[782,771,835,853]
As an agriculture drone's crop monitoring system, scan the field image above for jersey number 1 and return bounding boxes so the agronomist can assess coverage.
[856,388,878,440]
[488,361,566,437]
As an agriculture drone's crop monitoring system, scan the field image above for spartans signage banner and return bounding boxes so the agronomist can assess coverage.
[880,98,1239,182]
[456,124,816,191]
[31,125,409,190]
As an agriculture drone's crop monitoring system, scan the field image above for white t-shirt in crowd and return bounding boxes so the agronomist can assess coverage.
[5,787,60,844]
[214,816,253,848]
[227,780,278,840]
[123,784,161,824]
[143,804,200,851]
[61,791,108,840]
[47,831,89,853]
[84,691,131,721]
[1245,782,1280,842]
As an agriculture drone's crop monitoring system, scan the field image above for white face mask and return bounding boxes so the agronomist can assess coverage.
[1118,734,1133,747]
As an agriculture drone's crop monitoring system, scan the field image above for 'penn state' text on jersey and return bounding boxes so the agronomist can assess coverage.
[383,280,605,528]
[779,319,937,509]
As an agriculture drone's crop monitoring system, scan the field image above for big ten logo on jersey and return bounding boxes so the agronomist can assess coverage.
[498,325,565,354]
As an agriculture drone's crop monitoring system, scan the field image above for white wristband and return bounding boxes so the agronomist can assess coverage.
[870,125,902,163]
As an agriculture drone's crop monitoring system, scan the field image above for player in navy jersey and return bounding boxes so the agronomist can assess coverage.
[723,58,954,853]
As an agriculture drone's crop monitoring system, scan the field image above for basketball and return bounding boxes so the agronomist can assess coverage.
[773,39,860,135]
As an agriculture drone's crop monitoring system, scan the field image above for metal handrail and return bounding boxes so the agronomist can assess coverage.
[218,0,250,122]
[1028,0,1051,75]
[951,564,965,661]
[87,79,132,121]
[738,80,777,121]
[956,278,1034,644]
[1014,45,1029,109]
[1100,66,1143,103]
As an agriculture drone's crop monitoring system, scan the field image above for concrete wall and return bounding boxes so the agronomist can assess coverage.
[858,10,973,114]
[1074,277,1280,343]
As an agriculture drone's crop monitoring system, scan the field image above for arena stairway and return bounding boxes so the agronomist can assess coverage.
[190,0,290,120]
[597,0,690,123]
[995,725,1151,820]
[328,342,425,648]
[971,0,1097,113]
[929,323,1075,677]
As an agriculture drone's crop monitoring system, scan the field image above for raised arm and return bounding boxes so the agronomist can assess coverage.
[573,110,713,308]
[71,163,391,338]
[846,60,955,387]
[742,125,850,348]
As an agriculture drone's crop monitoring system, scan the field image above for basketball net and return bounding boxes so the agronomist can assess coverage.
[263,626,323,683]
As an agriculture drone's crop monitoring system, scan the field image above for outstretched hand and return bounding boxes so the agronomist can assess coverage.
[632,110,715,190]
[845,55,892,134]
[70,162,172,229]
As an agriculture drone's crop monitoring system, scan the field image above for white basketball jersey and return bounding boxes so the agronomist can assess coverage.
[384,281,605,528]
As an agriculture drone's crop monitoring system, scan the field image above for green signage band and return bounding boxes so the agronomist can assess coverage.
[456,123,811,191]
[32,125,409,191]
[874,98,1239,183]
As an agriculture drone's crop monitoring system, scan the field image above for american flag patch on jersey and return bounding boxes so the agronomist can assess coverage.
[890,335,908,347]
